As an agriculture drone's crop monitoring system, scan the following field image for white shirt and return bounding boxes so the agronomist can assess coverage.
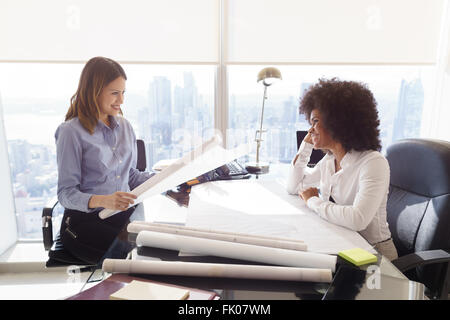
[286,141,392,245]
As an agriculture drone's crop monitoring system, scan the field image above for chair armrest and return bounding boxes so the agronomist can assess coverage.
[42,201,58,251]
[392,249,450,272]
[392,249,450,299]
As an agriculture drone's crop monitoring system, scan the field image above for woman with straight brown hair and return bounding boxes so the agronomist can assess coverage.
[54,57,154,264]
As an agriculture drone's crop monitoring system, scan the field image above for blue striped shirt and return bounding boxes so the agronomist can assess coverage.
[55,116,154,212]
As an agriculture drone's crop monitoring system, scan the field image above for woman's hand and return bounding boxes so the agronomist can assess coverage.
[293,128,314,165]
[304,128,313,144]
[299,187,319,203]
[89,192,137,211]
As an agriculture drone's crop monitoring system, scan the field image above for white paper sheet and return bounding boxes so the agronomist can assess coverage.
[133,194,189,225]
[136,230,337,271]
[185,180,376,255]
[99,135,251,219]
[102,259,333,283]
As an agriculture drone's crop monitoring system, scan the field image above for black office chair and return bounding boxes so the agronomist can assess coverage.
[386,138,450,299]
[42,139,147,267]
[296,130,325,166]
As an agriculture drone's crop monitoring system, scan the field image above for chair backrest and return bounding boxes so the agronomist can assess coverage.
[136,139,146,172]
[385,138,450,293]
[296,130,325,166]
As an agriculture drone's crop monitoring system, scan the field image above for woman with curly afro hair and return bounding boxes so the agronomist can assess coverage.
[286,78,398,260]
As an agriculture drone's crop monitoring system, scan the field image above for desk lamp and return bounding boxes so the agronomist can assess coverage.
[245,67,282,174]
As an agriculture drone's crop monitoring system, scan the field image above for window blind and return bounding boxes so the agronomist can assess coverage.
[226,0,444,64]
[0,0,219,63]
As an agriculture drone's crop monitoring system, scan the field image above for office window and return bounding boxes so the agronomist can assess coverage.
[0,0,448,248]
[0,93,17,253]
[123,65,215,169]
[0,63,214,240]
[0,63,82,240]
[227,65,435,163]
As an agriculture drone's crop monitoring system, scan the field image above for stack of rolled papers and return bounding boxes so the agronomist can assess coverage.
[127,221,308,251]
[108,222,337,282]
[135,230,337,272]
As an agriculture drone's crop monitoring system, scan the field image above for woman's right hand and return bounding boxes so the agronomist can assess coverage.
[89,192,137,211]
[304,128,313,144]
[293,128,314,165]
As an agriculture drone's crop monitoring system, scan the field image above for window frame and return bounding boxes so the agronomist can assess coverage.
[0,0,449,248]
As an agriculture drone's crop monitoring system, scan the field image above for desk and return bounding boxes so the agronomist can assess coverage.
[80,164,424,300]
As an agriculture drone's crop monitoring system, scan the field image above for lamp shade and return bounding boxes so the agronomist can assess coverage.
[257,67,282,86]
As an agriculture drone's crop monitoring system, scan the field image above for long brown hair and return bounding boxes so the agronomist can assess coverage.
[66,57,127,134]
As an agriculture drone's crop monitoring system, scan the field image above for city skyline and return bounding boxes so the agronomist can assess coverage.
[2,72,426,239]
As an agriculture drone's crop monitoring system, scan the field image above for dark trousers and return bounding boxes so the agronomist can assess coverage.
[60,206,135,265]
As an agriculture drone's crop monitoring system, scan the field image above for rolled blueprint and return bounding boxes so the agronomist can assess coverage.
[136,230,337,272]
[127,221,307,251]
[102,259,333,283]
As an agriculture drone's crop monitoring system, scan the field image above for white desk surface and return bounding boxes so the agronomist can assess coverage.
[135,172,376,255]
[185,179,376,255]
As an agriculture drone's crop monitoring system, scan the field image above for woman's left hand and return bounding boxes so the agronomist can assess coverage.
[299,187,319,202]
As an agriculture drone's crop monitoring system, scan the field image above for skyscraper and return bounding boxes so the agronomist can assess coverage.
[392,78,424,143]
[8,140,30,179]
[148,77,172,146]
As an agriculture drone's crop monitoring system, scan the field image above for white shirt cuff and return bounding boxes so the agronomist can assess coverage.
[306,196,322,212]
[292,141,314,167]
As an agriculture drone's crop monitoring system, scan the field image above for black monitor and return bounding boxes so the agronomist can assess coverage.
[296,131,325,166]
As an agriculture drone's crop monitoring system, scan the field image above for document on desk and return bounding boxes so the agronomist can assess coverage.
[99,135,251,219]
[185,180,375,255]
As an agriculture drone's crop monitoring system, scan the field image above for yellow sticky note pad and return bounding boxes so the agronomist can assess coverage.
[110,280,190,300]
[338,248,377,266]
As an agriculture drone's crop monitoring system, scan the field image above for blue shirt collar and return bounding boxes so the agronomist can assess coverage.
[96,116,120,131]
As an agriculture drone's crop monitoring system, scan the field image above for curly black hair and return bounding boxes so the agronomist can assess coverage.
[299,78,382,152]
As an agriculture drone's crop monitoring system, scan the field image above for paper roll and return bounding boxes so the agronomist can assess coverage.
[127,221,307,251]
[136,230,337,272]
[102,259,333,283]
